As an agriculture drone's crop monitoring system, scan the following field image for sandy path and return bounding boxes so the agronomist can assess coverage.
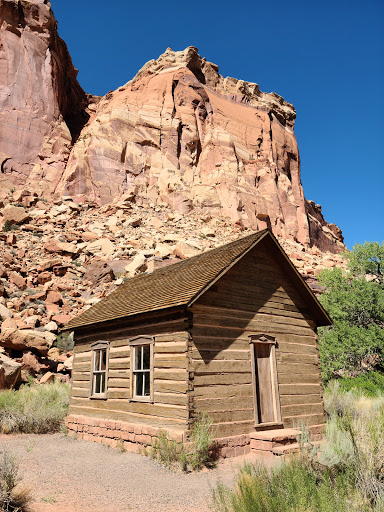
[0,433,275,512]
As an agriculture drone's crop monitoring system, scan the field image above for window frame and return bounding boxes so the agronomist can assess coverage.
[89,341,110,400]
[249,334,282,427]
[129,336,154,403]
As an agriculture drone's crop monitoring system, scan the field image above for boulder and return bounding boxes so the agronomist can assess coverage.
[83,261,115,285]
[124,254,147,276]
[1,205,30,225]
[0,328,54,356]
[39,372,55,384]
[0,352,22,389]
[9,272,27,290]
[0,304,13,321]
[174,241,201,259]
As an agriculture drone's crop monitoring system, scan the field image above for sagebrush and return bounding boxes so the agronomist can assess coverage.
[212,383,384,512]
[0,382,70,434]
[0,451,32,512]
[150,413,215,472]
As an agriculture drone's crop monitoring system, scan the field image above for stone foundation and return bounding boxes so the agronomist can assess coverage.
[65,414,250,458]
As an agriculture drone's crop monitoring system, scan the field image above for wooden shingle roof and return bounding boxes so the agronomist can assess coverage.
[64,229,331,331]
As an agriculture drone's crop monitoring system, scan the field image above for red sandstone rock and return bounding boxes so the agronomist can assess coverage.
[0,0,92,199]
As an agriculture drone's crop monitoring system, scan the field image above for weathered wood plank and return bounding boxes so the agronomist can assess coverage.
[193,396,254,411]
[190,348,250,361]
[154,369,187,381]
[155,380,188,394]
[277,353,319,365]
[107,378,130,388]
[279,384,322,395]
[283,413,326,428]
[67,404,187,428]
[281,403,324,417]
[195,409,254,423]
[70,396,188,420]
[277,373,322,385]
[280,394,322,406]
[155,342,187,353]
[193,373,253,386]
[209,420,255,438]
[193,384,253,398]
[276,363,321,376]
[154,393,189,406]
[192,360,251,373]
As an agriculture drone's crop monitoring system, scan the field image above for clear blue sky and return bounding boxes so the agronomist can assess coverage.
[52,0,383,250]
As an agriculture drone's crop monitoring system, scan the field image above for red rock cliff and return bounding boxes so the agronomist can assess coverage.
[0,0,90,196]
[0,3,344,253]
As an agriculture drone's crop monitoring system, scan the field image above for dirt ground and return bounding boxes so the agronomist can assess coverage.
[0,433,276,512]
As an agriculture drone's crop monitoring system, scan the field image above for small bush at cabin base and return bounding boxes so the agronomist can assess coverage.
[0,451,32,512]
[0,382,70,434]
[150,413,216,472]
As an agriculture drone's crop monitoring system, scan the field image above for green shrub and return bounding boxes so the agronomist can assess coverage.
[54,332,74,352]
[337,372,384,396]
[0,382,70,434]
[150,414,216,472]
[0,450,32,512]
[2,220,17,233]
[189,413,215,470]
[212,458,361,512]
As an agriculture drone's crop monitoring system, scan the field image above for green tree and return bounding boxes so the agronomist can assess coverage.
[318,242,384,382]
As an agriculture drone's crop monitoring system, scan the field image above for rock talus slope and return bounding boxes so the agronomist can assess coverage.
[0,0,91,197]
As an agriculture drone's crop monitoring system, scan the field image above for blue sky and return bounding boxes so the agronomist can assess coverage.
[52,0,383,250]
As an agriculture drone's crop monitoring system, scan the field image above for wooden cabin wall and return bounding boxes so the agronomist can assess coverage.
[189,239,325,439]
[69,310,190,432]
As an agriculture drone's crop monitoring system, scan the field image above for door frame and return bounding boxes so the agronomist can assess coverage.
[249,334,282,427]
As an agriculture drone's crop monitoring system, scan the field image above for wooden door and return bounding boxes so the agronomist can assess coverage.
[250,335,281,425]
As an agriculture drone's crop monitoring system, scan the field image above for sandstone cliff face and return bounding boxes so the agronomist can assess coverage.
[0,3,344,254]
[0,0,90,197]
[57,47,343,252]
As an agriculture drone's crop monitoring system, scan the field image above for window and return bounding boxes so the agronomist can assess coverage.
[129,337,154,401]
[90,342,109,398]
[249,334,281,425]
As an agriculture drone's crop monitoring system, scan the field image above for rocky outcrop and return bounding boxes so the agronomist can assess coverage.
[56,47,343,252]
[0,0,92,198]
[0,3,343,254]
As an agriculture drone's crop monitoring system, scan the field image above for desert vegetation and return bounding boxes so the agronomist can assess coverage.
[147,413,216,472]
[0,450,31,512]
[318,241,384,382]
[212,382,384,512]
[0,382,70,434]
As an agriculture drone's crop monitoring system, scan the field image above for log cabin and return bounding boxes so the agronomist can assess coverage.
[63,229,331,457]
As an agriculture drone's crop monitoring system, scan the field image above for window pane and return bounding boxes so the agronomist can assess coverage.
[144,373,150,396]
[143,345,150,370]
[95,373,101,394]
[94,351,100,371]
[135,372,143,396]
[100,373,105,393]
[135,346,142,371]
[100,350,106,371]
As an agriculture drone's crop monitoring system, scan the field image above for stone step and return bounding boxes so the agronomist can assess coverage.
[250,428,302,457]
[250,428,301,442]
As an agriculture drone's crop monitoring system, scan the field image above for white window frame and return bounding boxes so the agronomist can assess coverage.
[89,341,110,399]
[129,336,154,402]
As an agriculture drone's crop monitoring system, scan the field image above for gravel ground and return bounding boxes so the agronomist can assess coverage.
[0,434,276,512]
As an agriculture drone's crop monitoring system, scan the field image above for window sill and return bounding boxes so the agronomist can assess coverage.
[254,421,283,429]
[90,394,108,400]
[130,397,153,403]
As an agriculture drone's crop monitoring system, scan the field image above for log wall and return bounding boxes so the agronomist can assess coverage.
[189,239,325,438]
[69,310,190,433]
